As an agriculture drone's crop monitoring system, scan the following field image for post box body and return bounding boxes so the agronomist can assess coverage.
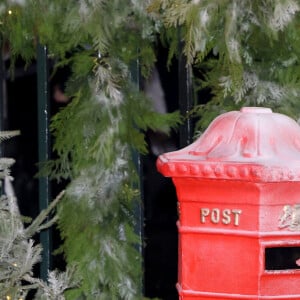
[176,179,300,299]
[157,107,300,299]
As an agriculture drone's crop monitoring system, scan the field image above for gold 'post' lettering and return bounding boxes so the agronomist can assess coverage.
[222,209,231,225]
[232,209,242,226]
[200,208,210,223]
[211,208,220,224]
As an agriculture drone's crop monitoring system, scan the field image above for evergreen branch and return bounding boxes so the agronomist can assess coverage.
[19,274,40,290]
[36,216,59,233]
[0,130,20,143]
[24,190,65,238]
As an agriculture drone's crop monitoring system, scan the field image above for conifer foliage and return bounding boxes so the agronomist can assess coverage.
[1,1,180,299]
[2,0,300,299]
[0,131,74,299]
[149,0,300,130]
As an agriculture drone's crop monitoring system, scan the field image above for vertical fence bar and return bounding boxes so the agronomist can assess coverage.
[0,38,8,158]
[178,44,194,148]
[131,59,143,244]
[37,44,51,279]
[130,59,144,294]
[0,52,3,205]
[0,41,3,134]
[0,39,3,161]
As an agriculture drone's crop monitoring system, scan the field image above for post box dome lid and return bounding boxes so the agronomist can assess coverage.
[157,107,300,182]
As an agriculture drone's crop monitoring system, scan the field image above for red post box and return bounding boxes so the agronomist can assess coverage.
[157,107,300,299]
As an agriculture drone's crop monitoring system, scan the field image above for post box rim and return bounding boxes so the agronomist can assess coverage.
[156,156,300,182]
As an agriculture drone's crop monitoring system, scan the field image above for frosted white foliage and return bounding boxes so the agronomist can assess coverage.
[20,239,42,275]
[45,271,67,299]
[99,236,129,267]
[0,158,15,178]
[225,2,242,63]
[265,82,286,101]
[4,176,15,199]
[0,135,21,174]
[79,0,89,18]
[193,5,215,54]
[0,176,72,299]
[118,276,137,299]
[247,81,286,104]
[34,270,76,300]
[199,8,209,27]
[67,147,128,210]
[141,23,155,40]
[94,62,126,106]
[0,130,20,142]
[7,0,26,5]
[240,21,250,33]
[88,259,98,272]
[219,76,232,97]
[269,0,300,31]
[67,175,91,199]
[233,72,258,102]
[256,92,267,104]
[0,129,73,298]
[243,72,259,89]
[219,71,288,104]
[130,0,147,12]
[282,54,298,67]
[94,90,123,117]
[232,71,288,104]
[118,224,126,241]
[252,82,277,103]
[213,45,219,56]
[106,83,123,104]
[94,90,109,105]
[194,35,207,53]
[227,38,241,63]
[243,50,253,65]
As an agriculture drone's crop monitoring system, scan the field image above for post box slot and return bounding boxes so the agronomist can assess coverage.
[265,246,300,270]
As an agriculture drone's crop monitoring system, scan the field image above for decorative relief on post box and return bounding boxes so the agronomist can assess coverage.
[200,208,242,226]
[279,204,300,231]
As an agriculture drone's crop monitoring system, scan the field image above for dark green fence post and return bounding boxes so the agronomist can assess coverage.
[0,37,5,135]
[131,59,143,246]
[0,39,5,195]
[0,38,8,161]
[178,41,194,148]
[0,54,3,135]
[37,44,52,280]
[130,59,144,294]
